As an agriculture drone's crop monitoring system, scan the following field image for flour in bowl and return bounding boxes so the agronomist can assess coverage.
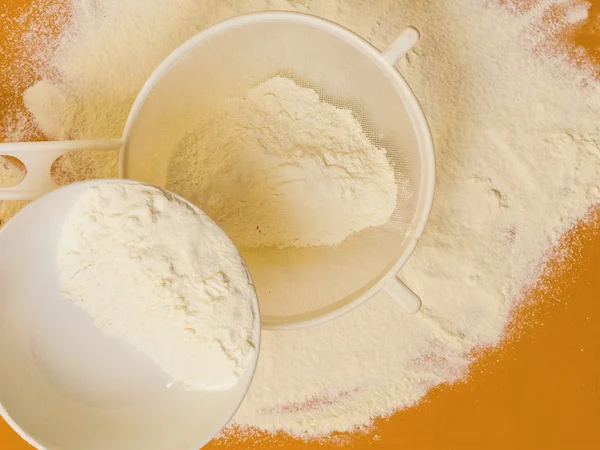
[56,181,258,391]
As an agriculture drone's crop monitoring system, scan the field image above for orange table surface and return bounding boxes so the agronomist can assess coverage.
[1,1,599,449]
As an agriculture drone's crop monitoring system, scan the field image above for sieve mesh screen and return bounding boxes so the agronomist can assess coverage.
[124,15,430,327]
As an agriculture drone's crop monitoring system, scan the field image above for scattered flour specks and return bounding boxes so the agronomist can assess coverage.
[1,0,599,441]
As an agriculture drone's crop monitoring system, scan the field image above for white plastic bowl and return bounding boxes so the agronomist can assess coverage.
[0,180,261,450]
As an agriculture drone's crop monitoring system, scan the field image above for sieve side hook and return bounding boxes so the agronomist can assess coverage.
[0,139,123,200]
[381,26,420,66]
[382,276,422,314]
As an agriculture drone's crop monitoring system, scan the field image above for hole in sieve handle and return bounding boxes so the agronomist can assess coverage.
[381,26,420,66]
[0,139,123,200]
[382,276,422,314]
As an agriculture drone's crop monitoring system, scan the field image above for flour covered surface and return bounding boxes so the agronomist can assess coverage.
[4,0,600,442]
[166,76,398,249]
[56,182,257,391]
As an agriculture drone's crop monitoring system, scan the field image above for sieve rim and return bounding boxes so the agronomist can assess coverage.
[118,11,435,330]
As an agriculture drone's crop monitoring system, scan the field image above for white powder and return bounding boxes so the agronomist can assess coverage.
[0,159,27,227]
[57,182,258,391]
[0,157,24,188]
[564,2,590,24]
[166,76,397,249]
[23,79,72,140]
[2,0,600,441]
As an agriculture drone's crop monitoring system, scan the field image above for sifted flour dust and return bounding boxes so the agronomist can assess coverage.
[0,159,27,227]
[1,0,599,441]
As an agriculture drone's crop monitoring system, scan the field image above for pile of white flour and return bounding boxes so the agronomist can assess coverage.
[167,76,397,249]
[2,0,599,441]
[57,181,257,391]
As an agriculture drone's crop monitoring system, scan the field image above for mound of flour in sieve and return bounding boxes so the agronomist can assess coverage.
[3,0,600,441]
[167,76,398,249]
[57,182,258,391]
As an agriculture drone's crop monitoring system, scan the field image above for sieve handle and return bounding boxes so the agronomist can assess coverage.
[0,139,123,200]
[381,26,420,66]
[383,276,422,314]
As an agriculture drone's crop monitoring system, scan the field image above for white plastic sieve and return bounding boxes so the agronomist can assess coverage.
[0,12,435,329]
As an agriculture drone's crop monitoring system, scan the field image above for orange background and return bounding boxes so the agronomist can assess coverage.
[1,1,599,449]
